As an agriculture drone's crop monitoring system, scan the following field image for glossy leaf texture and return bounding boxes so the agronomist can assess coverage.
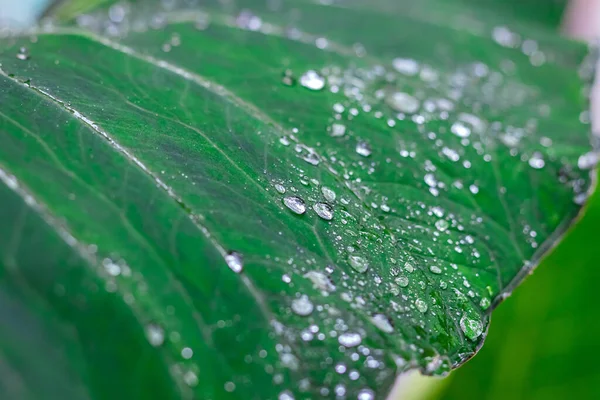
[0,0,595,399]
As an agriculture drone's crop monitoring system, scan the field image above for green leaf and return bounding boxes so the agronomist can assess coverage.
[0,1,594,398]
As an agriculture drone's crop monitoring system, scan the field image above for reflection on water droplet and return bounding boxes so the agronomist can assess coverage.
[349,255,369,273]
[395,275,409,287]
[291,295,314,316]
[415,299,428,313]
[313,202,334,220]
[274,184,286,194]
[300,70,325,91]
[356,141,372,157]
[145,323,165,347]
[283,196,307,214]
[279,390,295,400]
[429,265,442,274]
[357,388,375,400]
[371,314,394,333]
[387,92,420,113]
[225,251,243,273]
[338,332,362,347]
[460,314,484,340]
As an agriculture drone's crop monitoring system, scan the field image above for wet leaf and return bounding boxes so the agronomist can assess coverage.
[0,0,595,398]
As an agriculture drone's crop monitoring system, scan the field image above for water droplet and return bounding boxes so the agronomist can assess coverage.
[349,255,369,273]
[451,122,471,138]
[415,299,428,313]
[392,57,419,75]
[313,202,334,220]
[299,70,325,91]
[479,297,491,309]
[225,251,243,273]
[356,141,372,157]
[279,390,295,400]
[282,69,296,86]
[435,219,449,232]
[460,314,484,340]
[330,123,346,137]
[181,347,193,359]
[145,323,165,347]
[371,314,394,333]
[429,265,442,274]
[578,151,598,170]
[103,259,121,276]
[16,47,30,60]
[183,370,198,387]
[395,275,409,287]
[283,196,307,214]
[304,271,335,292]
[357,388,375,400]
[387,92,420,113]
[338,332,362,347]
[528,152,545,169]
[321,186,336,202]
[291,295,314,316]
[424,355,451,377]
[274,184,286,194]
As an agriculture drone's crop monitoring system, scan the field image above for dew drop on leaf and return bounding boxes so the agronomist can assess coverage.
[338,332,362,347]
[460,314,484,340]
[16,47,30,60]
[415,299,428,313]
[321,186,336,202]
[225,251,243,273]
[291,294,314,316]
[356,141,372,157]
[183,371,198,387]
[313,202,334,220]
[274,183,286,194]
[299,70,325,91]
[145,323,165,347]
[435,219,449,231]
[283,196,307,215]
[528,152,545,169]
[578,151,598,170]
[392,57,419,75]
[281,69,296,86]
[395,275,409,287]
[451,122,471,138]
[386,92,420,113]
[330,123,346,137]
[371,313,394,333]
[429,265,442,274]
[357,388,375,400]
[349,255,369,273]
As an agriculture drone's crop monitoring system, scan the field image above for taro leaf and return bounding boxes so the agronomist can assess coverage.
[0,0,595,399]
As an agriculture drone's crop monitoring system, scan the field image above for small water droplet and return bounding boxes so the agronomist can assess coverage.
[313,202,334,220]
[16,47,30,60]
[371,314,394,333]
[183,370,198,387]
[387,92,420,113]
[279,390,295,400]
[338,332,362,347]
[429,265,442,274]
[392,57,419,75]
[321,186,336,202]
[395,275,409,287]
[330,123,346,137]
[528,152,545,169]
[181,347,193,359]
[435,219,449,232]
[103,259,121,276]
[578,151,598,170]
[479,297,491,309]
[283,196,307,214]
[145,323,165,347]
[274,184,286,194]
[451,122,471,138]
[349,255,369,273]
[356,141,372,157]
[291,295,314,316]
[225,251,243,273]
[282,69,296,86]
[299,70,325,91]
[460,314,484,340]
[415,299,428,313]
[357,388,375,400]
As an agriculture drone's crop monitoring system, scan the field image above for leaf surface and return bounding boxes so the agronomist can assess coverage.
[0,1,594,398]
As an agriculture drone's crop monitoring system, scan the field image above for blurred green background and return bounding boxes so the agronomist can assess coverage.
[439,180,600,399]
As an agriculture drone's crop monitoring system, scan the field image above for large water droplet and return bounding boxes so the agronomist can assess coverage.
[225,251,243,273]
[291,295,314,316]
[460,314,484,340]
[395,275,409,287]
[283,196,307,214]
[300,70,325,91]
[371,314,394,333]
[16,47,30,61]
[145,323,165,347]
[387,92,420,113]
[313,202,334,220]
[356,141,372,157]
[349,255,369,273]
[338,332,362,347]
